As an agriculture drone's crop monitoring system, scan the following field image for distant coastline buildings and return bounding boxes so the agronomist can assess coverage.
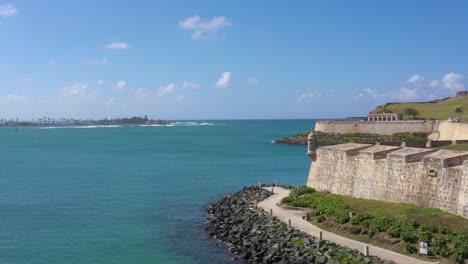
[456,90,468,97]
[367,113,403,122]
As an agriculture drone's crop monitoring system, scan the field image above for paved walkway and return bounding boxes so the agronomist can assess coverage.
[257,187,434,264]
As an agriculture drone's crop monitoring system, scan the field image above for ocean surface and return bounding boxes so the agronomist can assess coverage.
[0,120,315,264]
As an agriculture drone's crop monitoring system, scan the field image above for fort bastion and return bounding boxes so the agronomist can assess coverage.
[306,132,468,218]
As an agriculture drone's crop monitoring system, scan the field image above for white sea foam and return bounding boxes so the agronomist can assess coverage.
[174,122,214,126]
[36,122,215,129]
[39,125,123,129]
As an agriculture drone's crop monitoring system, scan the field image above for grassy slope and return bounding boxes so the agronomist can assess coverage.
[372,96,468,120]
[335,194,467,232]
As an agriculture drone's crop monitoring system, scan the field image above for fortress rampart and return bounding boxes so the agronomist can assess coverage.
[315,120,437,135]
[306,141,468,218]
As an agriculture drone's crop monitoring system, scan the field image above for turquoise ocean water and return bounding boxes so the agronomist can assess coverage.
[0,120,315,264]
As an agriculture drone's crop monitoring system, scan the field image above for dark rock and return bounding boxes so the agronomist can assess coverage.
[205,185,386,264]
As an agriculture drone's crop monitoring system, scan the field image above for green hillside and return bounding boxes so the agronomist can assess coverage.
[372,96,468,120]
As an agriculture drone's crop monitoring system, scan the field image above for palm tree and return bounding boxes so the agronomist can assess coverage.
[455,105,464,121]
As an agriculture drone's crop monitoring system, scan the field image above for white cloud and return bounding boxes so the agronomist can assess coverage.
[247,77,260,85]
[358,72,466,103]
[407,74,424,84]
[114,81,127,91]
[298,91,321,102]
[179,15,231,40]
[104,42,131,49]
[97,80,105,86]
[175,94,185,103]
[215,72,232,88]
[59,83,89,97]
[442,73,464,90]
[157,83,177,97]
[6,94,30,104]
[0,4,18,18]
[182,81,201,90]
[85,58,108,65]
[430,80,440,88]
[48,60,57,65]
[133,88,149,99]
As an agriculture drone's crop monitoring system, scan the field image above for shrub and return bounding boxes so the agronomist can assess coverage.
[419,224,437,233]
[404,242,418,254]
[334,212,350,224]
[451,234,468,263]
[281,196,295,204]
[291,237,305,247]
[350,213,373,225]
[431,236,450,257]
[401,231,418,243]
[386,224,401,238]
[290,186,315,197]
[316,215,326,223]
[275,226,286,233]
[368,216,394,232]
[417,230,433,243]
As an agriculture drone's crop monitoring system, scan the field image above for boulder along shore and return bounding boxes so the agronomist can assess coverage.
[206,186,394,264]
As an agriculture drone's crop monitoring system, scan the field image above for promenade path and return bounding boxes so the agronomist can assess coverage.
[257,187,435,264]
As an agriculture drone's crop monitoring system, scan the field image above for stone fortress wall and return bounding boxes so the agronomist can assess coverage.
[315,120,468,140]
[315,120,437,135]
[306,139,468,218]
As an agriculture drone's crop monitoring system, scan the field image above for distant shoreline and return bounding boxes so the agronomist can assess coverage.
[0,116,173,128]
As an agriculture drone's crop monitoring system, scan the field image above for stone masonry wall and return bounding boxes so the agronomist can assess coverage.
[307,143,468,218]
[315,120,437,135]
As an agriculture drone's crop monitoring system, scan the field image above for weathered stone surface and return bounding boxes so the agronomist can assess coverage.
[206,186,389,263]
[307,144,468,217]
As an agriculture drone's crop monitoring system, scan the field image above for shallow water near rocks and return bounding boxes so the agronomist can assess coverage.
[0,120,314,264]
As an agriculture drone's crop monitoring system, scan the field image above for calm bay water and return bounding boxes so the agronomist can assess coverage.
[0,120,315,264]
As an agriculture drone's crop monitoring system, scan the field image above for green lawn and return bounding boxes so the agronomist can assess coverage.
[372,96,468,120]
[435,143,468,151]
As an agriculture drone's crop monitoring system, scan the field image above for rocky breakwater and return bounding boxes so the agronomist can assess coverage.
[206,186,392,264]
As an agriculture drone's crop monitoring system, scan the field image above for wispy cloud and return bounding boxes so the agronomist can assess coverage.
[48,59,57,65]
[157,83,177,97]
[182,81,200,90]
[6,94,30,104]
[179,15,231,40]
[298,90,322,102]
[358,72,466,103]
[215,72,232,88]
[247,77,260,85]
[59,83,89,97]
[85,58,108,65]
[104,42,131,49]
[114,81,127,91]
[0,4,18,18]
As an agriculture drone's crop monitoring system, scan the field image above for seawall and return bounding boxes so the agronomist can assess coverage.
[307,143,468,218]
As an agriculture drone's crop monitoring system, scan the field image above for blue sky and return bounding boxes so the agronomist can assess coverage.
[1,0,467,120]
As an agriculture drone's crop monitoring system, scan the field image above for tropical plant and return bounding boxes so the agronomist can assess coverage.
[454,105,464,121]
[403,108,420,119]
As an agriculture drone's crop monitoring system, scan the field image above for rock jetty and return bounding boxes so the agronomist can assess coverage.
[206,186,392,264]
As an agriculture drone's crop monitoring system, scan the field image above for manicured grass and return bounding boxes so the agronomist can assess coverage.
[435,143,468,151]
[372,96,468,120]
